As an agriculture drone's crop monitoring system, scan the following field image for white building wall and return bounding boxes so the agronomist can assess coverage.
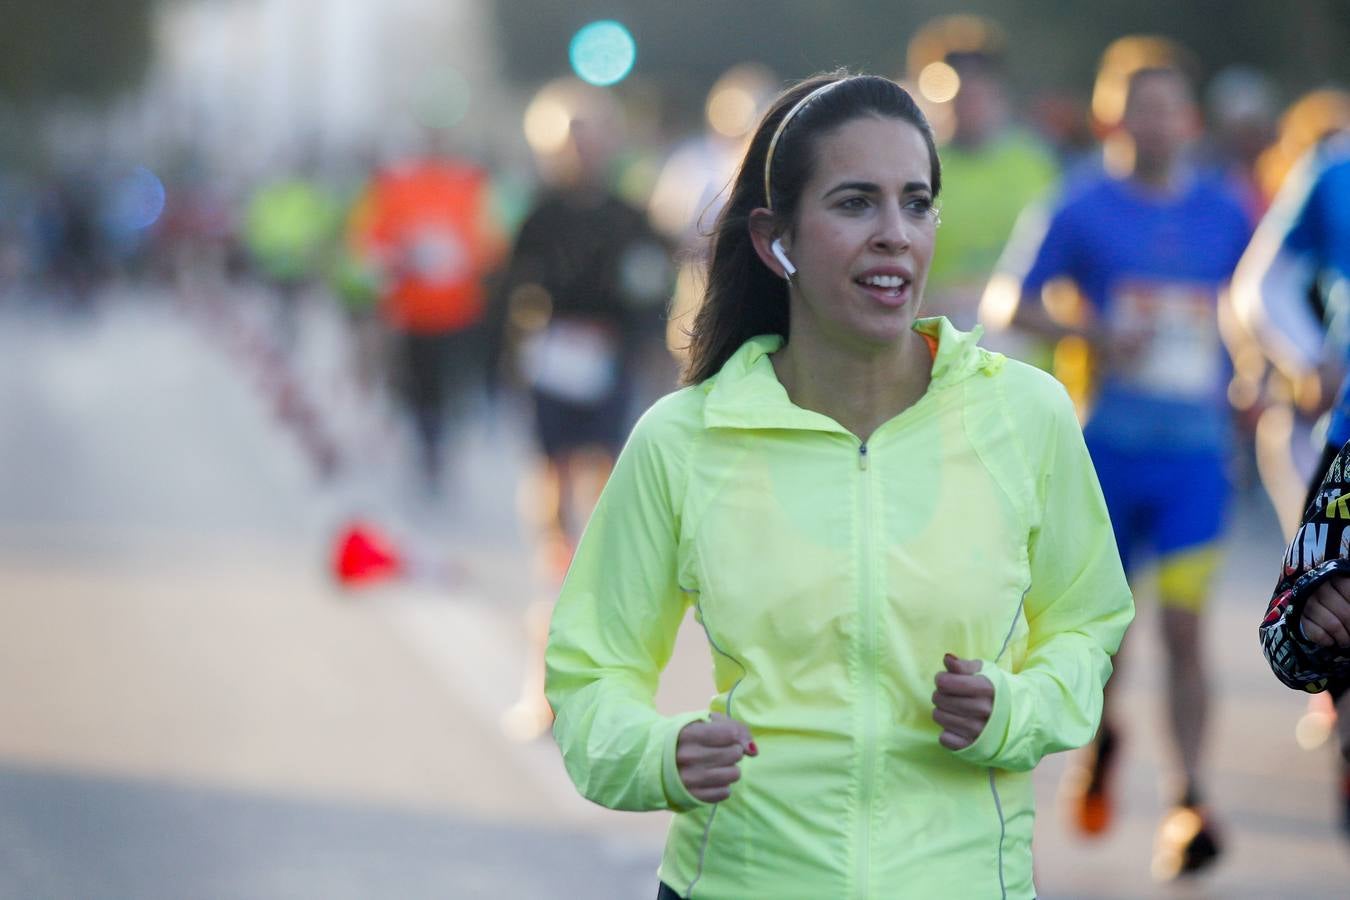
[136,0,523,180]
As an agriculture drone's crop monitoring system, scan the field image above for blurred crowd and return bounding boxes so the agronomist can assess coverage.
[6,26,1344,491]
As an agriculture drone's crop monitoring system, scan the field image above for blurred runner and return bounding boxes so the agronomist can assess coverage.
[493,78,674,740]
[999,38,1252,879]
[1256,90,1350,210]
[34,172,104,315]
[1234,122,1350,833]
[328,155,391,417]
[0,172,35,303]
[1203,66,1279,221]
[350,142,502,490]
[241,165,340,351]
[648,63,778,253]
[1191,67,1279,492]
[1234,90,1350,535]
[648,63,777,363]
[904,15,1058,337]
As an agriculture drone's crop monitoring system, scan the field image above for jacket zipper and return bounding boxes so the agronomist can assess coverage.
[856,440,876,898]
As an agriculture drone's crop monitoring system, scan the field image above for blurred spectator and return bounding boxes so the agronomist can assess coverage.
[904,14,1059,334]
[995,37,1252,880]
[492,77,674,741]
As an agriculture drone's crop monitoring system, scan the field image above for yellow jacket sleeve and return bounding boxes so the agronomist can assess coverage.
[957,388,1134,772]
[544,401,707,812]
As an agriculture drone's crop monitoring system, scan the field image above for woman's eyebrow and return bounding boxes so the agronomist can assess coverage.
[823,179,931,198]
[823,180,878,198]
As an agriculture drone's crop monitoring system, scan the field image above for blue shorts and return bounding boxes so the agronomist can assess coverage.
[1087,441,1230,577]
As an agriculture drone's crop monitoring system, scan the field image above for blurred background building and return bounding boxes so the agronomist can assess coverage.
[142,0,521,179]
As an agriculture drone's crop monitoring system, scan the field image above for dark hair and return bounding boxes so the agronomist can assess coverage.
[1091,36,1198,130]
[1124,65,1196,108]
[680,73,941,384]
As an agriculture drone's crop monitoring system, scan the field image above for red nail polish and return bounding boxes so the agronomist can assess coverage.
[747,741,758,755]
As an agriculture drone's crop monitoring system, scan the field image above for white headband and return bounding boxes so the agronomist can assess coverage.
[762,79,848,211]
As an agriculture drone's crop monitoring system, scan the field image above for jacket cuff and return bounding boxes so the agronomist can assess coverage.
[952,661,1012,767]
[1288,559,1350,652]
[661,711,712,813]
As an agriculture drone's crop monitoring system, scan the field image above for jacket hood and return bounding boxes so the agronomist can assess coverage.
[702,316,1004,431]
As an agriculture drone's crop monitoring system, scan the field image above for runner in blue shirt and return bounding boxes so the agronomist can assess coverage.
[1235,131,1350,835]
[1235,133,1350,475]
[1002,42,1251,879]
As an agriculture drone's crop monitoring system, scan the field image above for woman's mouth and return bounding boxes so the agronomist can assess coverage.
[855,273,911,303]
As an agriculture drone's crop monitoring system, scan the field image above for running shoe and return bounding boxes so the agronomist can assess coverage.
[1061,724,1119,836]
[1151,805,1223,880]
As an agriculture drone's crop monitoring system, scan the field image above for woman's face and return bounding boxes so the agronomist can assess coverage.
[779,115,938,352]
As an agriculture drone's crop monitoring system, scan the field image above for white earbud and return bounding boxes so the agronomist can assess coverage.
[770,238,796,277]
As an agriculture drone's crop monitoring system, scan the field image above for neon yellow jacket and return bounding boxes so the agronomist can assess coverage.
[546,318,1133,899]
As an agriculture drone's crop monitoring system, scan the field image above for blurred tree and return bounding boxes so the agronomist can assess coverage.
[0,0,154,108]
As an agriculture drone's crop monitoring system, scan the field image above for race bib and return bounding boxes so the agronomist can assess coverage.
[520,320,620,404]
[406,225,469,285]
[1109,281,1221,400]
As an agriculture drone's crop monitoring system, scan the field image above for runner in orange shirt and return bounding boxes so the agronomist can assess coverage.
[352,150,503,488]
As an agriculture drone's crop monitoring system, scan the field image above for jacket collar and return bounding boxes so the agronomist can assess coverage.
[702,316,1001,432]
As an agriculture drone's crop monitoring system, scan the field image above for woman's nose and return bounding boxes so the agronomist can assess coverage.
[870,205,912,252]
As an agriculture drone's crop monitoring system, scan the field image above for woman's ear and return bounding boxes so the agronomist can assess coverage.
[749,208,792,279]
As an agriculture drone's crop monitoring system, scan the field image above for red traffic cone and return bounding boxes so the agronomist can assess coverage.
[332,520,403,587]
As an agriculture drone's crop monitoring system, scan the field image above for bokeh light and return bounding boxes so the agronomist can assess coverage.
[704,62,777,139]
[978,274,1021,330]
[917,62,961,104]
[523,90,573,156]
[569,20,636,87]
[108,166,166,232]
[707,85,759,139]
